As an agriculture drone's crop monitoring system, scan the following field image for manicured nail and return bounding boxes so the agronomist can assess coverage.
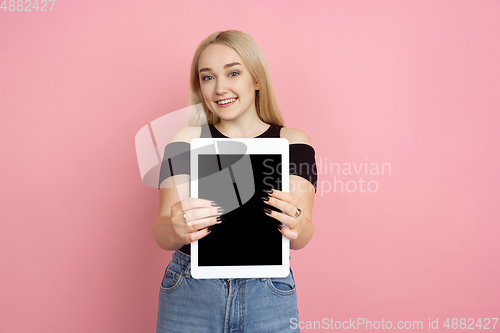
[263,189,273,194]
[207,225,215,232]
[277,224,282,231]
[211,201,218,206]
[217,207,224,213]
[263,207,272,214]
[261,195,269,202]
[216,216,225,223]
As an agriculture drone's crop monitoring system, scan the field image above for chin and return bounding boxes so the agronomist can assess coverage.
[214,110,240,121]
[216,115,234,122]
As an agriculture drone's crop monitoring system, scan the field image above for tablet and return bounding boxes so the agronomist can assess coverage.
[190,138,289,279]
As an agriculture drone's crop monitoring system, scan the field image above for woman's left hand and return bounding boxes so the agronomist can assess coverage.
[261,188,306,241]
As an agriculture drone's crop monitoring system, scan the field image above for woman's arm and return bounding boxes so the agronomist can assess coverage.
[153,126,220,250]
[263,127,317,250]
[263,177,316,250]
[154,174,190,251]
[288,175,316,250]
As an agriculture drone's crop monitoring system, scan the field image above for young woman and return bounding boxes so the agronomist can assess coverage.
[154,30,317,333]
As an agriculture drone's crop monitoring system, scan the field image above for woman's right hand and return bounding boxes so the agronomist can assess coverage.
[169,198,224,246]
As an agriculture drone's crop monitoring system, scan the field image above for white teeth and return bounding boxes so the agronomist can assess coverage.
[217,98,236,105]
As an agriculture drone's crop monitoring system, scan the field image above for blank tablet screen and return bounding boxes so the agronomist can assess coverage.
[197,153,282,266]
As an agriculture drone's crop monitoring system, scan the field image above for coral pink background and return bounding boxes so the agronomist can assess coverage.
[1,0,499,332]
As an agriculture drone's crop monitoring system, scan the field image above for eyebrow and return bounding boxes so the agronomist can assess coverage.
[199,62,241,73]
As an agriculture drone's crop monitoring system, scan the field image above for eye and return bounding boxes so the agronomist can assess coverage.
[201,71,239,81]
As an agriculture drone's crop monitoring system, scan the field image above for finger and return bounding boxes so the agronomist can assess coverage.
[278,224,298,240]
[184,206,224,222]
[264,207,297,230]
[186,216,224,231]
[182,227,212,244]
[263,188,296,205]
[263,195,297,218]
[174,197,219,215]
[263,189,303,216]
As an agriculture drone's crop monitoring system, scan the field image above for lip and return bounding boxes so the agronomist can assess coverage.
[215,97,238,107]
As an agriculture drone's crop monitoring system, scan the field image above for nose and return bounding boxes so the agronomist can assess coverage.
[215,77,229,95]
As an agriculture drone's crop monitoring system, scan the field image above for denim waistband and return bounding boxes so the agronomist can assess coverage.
[172,249,191,276]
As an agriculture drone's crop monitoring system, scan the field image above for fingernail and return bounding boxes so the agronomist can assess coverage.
[211,201,218,206]
[217,207,224,213]
[263,189,273,194]
[207,225,215,232]
[263,207,272,214]
[216,216,225,223]
[261,195,269,202]
[277,224,282,231]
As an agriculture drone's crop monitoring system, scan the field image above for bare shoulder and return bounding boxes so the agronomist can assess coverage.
[169,126,202,144]
[280,127,313,145]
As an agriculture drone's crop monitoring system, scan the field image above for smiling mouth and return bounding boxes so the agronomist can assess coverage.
[216,97,238,105]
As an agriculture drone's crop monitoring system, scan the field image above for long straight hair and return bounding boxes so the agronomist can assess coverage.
[188,30,286,127]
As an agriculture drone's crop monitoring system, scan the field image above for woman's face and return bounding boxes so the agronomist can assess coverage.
[198,43,260,121]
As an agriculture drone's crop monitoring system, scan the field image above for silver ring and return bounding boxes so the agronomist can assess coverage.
[183,212,187,222]
[294,207,302,218]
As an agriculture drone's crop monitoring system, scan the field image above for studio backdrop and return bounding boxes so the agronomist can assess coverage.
[1,0,499,332]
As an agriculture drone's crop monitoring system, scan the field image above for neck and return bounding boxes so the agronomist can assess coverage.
[215,110,269,138]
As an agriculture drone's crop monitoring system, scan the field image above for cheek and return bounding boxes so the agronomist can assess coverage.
[200,85,212,102]
[203,89,218,112]
[241,84,256,102]
[245,80,257,96]
[199,83,207,97]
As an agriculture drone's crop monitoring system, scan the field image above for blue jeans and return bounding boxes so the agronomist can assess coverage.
[156,250,300,333]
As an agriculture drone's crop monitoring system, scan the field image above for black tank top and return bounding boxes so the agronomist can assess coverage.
[202,122,282,139]
[158,122,317,255]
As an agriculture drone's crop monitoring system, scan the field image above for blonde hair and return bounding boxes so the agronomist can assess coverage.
[188,30,286,127]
